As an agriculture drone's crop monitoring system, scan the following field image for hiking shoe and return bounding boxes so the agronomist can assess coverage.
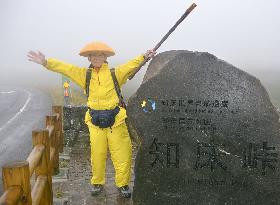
[90,184,103,196]
[118,185,131,198]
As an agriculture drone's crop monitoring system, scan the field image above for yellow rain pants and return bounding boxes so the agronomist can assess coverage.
[45,54,145,187]
[89,121,132,186]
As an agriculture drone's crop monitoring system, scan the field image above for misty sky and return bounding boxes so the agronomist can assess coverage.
[0,0,279,87]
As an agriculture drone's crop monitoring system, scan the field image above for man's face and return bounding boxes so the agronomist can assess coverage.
[88,53,107,68]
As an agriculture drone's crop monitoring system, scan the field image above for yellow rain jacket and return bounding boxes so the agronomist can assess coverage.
[45,55,145,128]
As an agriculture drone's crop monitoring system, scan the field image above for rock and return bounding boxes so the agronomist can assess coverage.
[63,129,78,147]
[63,105,89,147]
[127,50,280,205]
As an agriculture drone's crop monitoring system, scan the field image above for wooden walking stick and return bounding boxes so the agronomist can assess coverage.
[128,3,197,80]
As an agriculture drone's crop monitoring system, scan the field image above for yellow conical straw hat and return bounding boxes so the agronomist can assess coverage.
[79,41,115,57]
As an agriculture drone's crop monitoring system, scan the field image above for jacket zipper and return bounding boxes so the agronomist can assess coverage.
[96,71,100,108]
[97,75,100,85]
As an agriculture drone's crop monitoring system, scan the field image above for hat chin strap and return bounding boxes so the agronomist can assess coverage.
[88,61,108,68]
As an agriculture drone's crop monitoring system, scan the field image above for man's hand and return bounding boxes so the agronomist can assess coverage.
[144,49,157,59]
[27,51,47,66]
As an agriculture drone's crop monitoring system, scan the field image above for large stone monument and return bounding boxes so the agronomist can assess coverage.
[127,50,280,205]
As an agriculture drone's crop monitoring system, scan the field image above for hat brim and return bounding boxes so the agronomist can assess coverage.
[79,50,115,57]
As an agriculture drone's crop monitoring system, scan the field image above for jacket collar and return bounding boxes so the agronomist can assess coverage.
[92,62,109,72]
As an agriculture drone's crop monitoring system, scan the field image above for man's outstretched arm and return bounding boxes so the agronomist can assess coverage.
[27,51,87,89]
[115,49,156,87]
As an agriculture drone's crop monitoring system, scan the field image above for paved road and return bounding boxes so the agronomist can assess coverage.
[0,86,52,194]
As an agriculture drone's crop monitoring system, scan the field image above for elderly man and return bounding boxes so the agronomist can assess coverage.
[27,41,156,198]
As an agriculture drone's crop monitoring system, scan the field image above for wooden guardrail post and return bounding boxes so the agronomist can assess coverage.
[2,161,32,205]
[0,186,23,205]
[32,130,53,205]
[0,105,63,204]
[52,106,63,153]
[46,116,59,175]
